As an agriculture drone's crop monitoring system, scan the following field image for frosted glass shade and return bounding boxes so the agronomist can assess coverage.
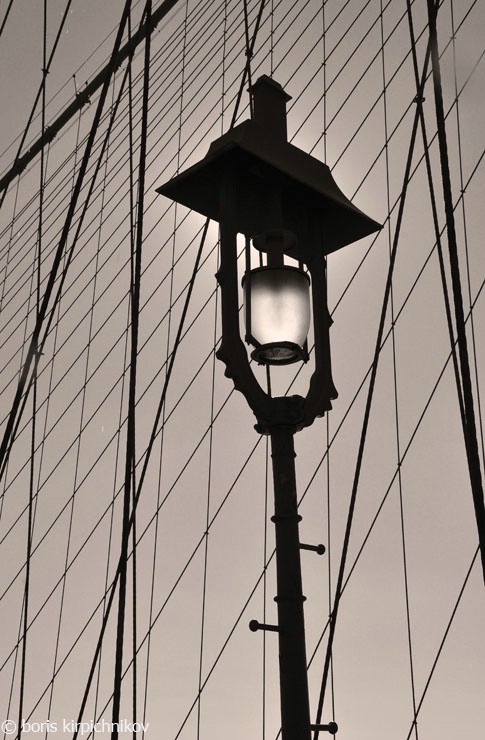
[243,266,311,365]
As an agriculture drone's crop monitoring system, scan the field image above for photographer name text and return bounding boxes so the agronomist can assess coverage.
[1,719,149,735]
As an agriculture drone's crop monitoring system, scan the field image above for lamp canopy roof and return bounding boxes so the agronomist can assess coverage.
[156,75,381,259]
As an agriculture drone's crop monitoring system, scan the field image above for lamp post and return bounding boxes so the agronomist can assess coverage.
[157,75,380,740]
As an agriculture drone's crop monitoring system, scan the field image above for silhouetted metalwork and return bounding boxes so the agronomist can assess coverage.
[157,74,380,740]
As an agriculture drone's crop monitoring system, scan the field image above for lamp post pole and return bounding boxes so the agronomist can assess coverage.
[270,424,311,740]
[157,72,381,740]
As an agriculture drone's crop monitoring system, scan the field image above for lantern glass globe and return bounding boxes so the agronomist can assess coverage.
[243,266,311,365]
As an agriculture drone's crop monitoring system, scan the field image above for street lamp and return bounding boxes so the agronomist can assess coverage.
[157,75,380,740]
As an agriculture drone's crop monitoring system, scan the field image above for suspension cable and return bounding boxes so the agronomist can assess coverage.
[312,11,436,735]
[16,4,49,735]
[426,0,485,586]
[0,0,184,196]
[111,2,151,736]
[0,0,74,210]
[0,0,136,485]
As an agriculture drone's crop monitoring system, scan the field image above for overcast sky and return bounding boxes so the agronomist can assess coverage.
[1,1,484,739]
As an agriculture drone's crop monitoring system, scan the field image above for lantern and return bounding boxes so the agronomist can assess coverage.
[156,75,381,433]
[243,229,311,365]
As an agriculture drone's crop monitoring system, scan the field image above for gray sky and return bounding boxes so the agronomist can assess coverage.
[1,1,484,739]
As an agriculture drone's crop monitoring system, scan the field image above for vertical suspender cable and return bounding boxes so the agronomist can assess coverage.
[112,2,152,737]
[321,1,336,728]
[5,7,147,738]
[126,10,139,738]
[449,0,485,464]
[385,5,419,739]
[406,0,466,430]
[17,4,48,735]
[0,0,134,485]
[243,0,254,117]
[313,19,436,739]
[0,0,183,197]
[231,0,266,128]
[426,0,485,587]
[0,0,74,211]
[0,0,14,38]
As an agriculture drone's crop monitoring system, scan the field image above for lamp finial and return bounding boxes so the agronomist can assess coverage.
[250,75,292,142]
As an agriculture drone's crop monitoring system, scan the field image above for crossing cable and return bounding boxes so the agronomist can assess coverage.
[0,1,420,416]
[426,0,485,587]
[2,87,483,581]
[0,1,302,398]
[0,0,143,167]
[126,11,140,735]
[0,2,158,484]
[0,0,185,196]
[288,0,416,148]
[43,99,93,729]
[66,444,265,740]
[67,219,210,740]
[0,0,432,300]
[125,14,139,738]
[301,1,478,165]
[2,26,478,528]
[231,0,266,127]
[139,4,192,729]
[407,0,466,429]
[312,11,437,737]
[133,283,485,738]
[0,36,226,356]
[0,238,218,536]
[403,546,479,740]
[0,0,74,211]
[0,178,21,321]
[17,242,485,734]
[16,260,485,731]
[64,1,268,728]
[321,0,337,728]
[0,5,244,466]
[195,0,213,734]
[0,253,223,621]
[0,0,306,318]
[305,304,485,725]
[5,109,83,732]
[13,59,42,740]
[0,0,198,259]
[449,0,485,468]
[0,0,378,316]
[0,0,250,342]
[112,2,152,736]
[0,4,480,724]
[0,0,268,508]
[0,0,224,265]
[243,0,254,117]
[16,4,49,735]
[385,5,419,739]
[0,0,14,38]
[0,0,480,672]
[8,234,485,725]
[0,0,276,249]
[0,0,136,485]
